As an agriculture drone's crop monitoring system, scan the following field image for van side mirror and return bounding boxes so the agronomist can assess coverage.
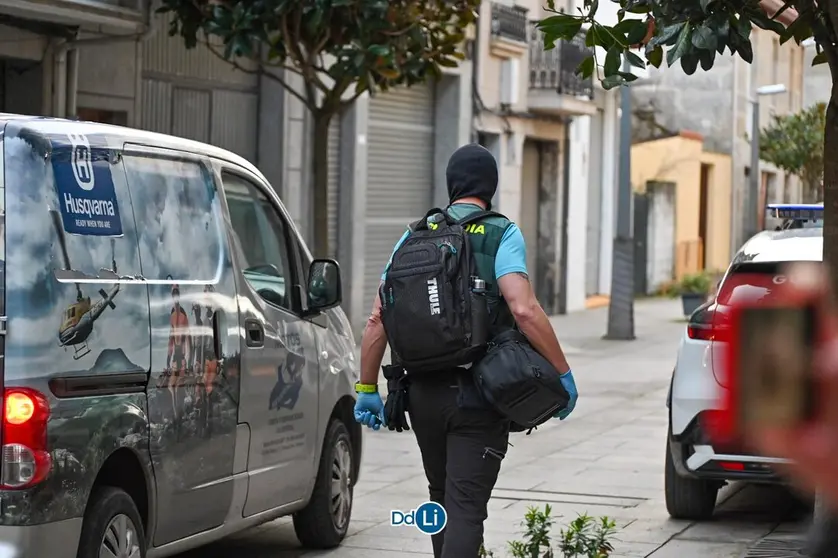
[307,259,342,313]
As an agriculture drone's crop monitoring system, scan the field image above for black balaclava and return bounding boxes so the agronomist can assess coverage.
[446,143,498,210]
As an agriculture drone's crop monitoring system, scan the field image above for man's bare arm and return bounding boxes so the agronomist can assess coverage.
[498,272,570,374]
[359,289,388,385]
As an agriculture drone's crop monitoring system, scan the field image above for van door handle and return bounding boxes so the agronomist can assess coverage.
[244,318,264,348]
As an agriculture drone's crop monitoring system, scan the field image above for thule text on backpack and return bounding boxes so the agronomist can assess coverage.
[427,278,441,315]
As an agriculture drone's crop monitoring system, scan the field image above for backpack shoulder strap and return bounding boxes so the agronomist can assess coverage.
[456,210,507,226]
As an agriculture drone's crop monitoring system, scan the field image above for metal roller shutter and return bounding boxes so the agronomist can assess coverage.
[364,83,435,311]
[327,116,341,260]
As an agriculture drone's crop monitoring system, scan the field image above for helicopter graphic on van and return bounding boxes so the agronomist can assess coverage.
[50,209,121,360]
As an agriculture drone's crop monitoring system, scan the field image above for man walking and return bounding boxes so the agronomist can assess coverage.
[354,143,578,558]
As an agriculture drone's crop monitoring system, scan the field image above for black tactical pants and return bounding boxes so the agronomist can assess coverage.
[408,374,510,558]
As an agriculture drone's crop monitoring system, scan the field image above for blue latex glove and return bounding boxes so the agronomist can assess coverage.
[554,370,578,420]
[354,392,386,430]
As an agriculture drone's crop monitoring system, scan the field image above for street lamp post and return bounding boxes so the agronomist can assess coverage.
[605,58,635,341]
[744,83,787,242]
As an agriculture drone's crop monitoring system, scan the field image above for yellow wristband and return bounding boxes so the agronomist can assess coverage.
[355,383,378,394]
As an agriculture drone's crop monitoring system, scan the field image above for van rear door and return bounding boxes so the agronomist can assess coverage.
[0,121,6,439]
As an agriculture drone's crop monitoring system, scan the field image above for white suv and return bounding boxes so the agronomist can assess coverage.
[665,204,822,520]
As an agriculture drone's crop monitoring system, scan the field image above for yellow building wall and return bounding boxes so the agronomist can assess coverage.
[631,135,732,279]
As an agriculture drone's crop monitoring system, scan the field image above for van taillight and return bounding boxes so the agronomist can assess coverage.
[687,307,728,341]
[1,388,51,489]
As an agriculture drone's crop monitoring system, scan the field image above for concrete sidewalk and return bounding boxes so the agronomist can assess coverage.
[179,297,805,558]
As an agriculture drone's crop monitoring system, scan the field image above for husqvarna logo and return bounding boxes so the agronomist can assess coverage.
[68,133,95,191]
[427,278,440,315]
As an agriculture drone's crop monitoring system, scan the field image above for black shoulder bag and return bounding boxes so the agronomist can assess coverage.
[472,330,570,433]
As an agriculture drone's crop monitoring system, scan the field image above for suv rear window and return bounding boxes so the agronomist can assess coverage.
[716,263,784,306]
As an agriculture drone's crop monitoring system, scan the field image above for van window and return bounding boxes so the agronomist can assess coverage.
[3,123,148,375]
[222,173,295,312]
[123,155,223,282]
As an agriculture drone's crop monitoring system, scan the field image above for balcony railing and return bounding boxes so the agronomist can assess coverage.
[491,3,529,44]
[58,0,143,9]
[529,25,594,98]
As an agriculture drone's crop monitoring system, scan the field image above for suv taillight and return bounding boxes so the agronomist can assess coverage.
[686,306,729,341]
[1,388,51,489]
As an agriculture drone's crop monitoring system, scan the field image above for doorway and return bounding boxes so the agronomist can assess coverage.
[522,138,562,314]
[0,57,42,114]
[699,163,710,269]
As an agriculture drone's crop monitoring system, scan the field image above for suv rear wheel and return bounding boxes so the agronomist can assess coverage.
[665,432,719,520]
[77,486,146,558]
[293,419,354,548]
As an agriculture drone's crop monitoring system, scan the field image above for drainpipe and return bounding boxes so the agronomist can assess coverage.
[65,47,79,118]
[41,39,55,116]
[729,56,739,257]
[470,7,482,143]
[53,44,67,117]
[54,2,156,119]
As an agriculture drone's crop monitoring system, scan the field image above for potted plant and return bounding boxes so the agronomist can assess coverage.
[675,271,713,317]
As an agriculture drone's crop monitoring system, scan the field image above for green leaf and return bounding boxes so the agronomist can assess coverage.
[737,37,754,63]
[538,14,584,40]
[813,51,828,65]
[592,24,617,50]
[577,56,596,78]
[736,15,752,39]
[680,52,699,75]
[585,26,597,47]
[652,22,685,47]
[647,45,663,68]
[602,74,626,89]
[699,48,716,71]
[710,12,730,53]
[626,50,646,68]
[604,47,621,75]
[691,23,717,52]
[626,20,650,45]
[618,71,639,82]
[368,44,390,57]
[666,23,692,67]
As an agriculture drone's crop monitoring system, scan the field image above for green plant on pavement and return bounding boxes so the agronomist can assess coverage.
[508,504,556,558]
[675,271,713,296]
[157,0,479,258]
[483,504,617,558]
[534,0,838,295]
[557,514,618,558]
[759,103,826,203]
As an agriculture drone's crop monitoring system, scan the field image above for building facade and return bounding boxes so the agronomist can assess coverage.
[476,0,620,315]
[0,0,619,333]
[631,28,805,255]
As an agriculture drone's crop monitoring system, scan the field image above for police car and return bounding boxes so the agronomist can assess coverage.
[665,204,821,520]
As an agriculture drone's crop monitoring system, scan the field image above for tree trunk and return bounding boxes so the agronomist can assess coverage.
[807,88,838,558]
[824,92,838,295]
[311,112,333,259]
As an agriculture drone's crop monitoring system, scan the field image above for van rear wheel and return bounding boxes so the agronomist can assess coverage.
[77,486,146,558]
[293,419,354,549]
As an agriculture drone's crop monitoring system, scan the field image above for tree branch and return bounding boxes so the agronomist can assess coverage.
[277,12,330,95]
[263,70,315,112]
[202,38,313,111]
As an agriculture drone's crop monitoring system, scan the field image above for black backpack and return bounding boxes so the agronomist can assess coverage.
[379,208,501,373]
